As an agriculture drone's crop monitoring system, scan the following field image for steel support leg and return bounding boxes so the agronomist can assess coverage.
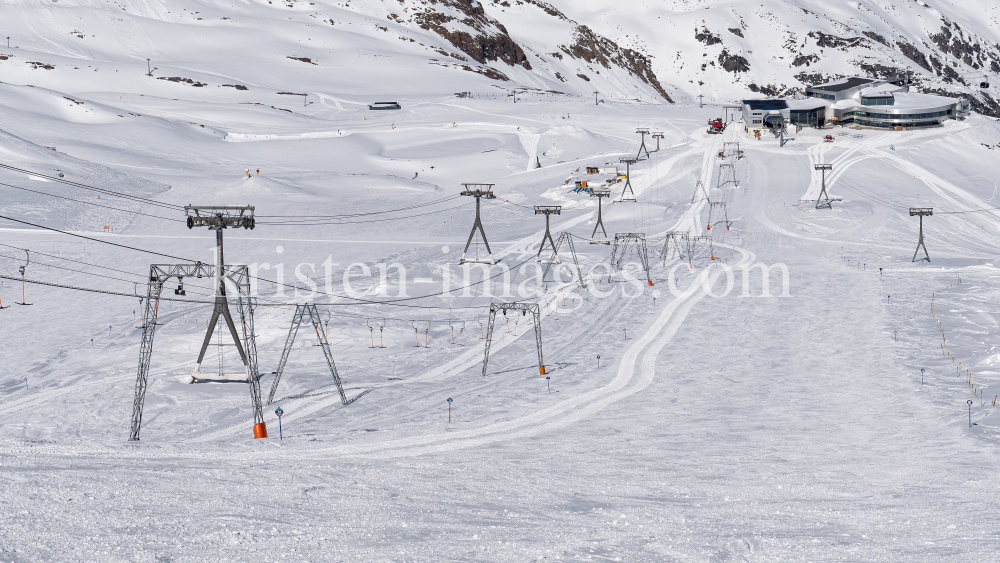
[482,310,497,376]
[309,304,348,405]
[268,306,304,404]
[235,286,264,426]
[129,279,164,441]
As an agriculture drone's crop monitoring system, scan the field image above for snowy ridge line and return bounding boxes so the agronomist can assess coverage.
[930,282,996,408]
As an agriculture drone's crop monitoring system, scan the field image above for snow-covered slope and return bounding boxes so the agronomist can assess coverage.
[5,1,1000,561]
[0,0,671,102]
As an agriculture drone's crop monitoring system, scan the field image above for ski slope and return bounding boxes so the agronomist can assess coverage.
[2,3,1000,561]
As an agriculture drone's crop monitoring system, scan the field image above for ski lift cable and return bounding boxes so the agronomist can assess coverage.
[256,194,462,219]
[256,203,468,226]
[0,181,184,222]
[0,214,195,262]
[0,214,541,310]
[0,163,184,210]
[0,242,147,279]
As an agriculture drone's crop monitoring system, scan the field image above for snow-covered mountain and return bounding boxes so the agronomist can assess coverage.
[4,0,1000,114]
[553,0,1000,115]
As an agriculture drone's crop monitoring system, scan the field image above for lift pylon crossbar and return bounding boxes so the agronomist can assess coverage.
[814,164,833,209]
[482,302,544,376]
[636,128,651,160]
[589,188,612,244]
[459,183,497,265]
[609,233,651,285]
[534,205,562,261]
[267,304,348,406]
[910,208,933,262]
[619,158,637,202]
[129,263,263,441]
[542,232,587,288]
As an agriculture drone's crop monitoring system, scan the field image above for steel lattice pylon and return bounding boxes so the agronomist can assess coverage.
[609,233,651,285]
[482,302,544,376]
[267,304,348,406]
[541,232,587,288]
[691,235,715,262]
[707,201,730,231]
[661,231,691,267]
[690,180,710,204]
[129,263,264,441]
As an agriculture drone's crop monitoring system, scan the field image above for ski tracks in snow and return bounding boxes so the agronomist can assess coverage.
[310,247,753,459]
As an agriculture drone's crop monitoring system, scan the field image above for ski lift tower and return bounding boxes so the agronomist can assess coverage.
[130,205,266,441]
[652,132,664,151]
[814,164,833,209]
[459,183,497,265]
[619,158,637,202]
[534,205,562,261]
[909,208,933,262]
[635,128,651,160]
[589,187,612,244]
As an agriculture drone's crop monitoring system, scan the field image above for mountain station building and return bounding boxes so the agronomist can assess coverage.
[741,76,971,131]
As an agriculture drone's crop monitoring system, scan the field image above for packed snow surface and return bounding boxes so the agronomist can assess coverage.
[1,1,1000,561]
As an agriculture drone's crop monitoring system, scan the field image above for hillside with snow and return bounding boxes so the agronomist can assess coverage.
[1,1,1000,561]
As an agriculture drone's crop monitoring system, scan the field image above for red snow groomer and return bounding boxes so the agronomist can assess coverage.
[707,118,725,134]
[824,135,834,142]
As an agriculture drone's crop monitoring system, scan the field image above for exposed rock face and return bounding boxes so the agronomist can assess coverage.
[897,42,932,72]
[560,25,673,102]
[718,49,750,73]
[413,0,531,69]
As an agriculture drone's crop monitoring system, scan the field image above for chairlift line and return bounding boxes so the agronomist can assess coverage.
[0,162,184,211]
[0,181,183,222]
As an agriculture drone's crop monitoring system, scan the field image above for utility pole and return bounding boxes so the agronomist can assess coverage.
[618,158,637,201]
[589,188,611,244]
[594,90,599,106]
[459,183,497,265]
[814,164,833,209]
[910,208,933,262]
[534,206,561,261]
[146,58,151,76]
[635,128,650,160]
[652,132,664,151]
[698,94,704,108]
